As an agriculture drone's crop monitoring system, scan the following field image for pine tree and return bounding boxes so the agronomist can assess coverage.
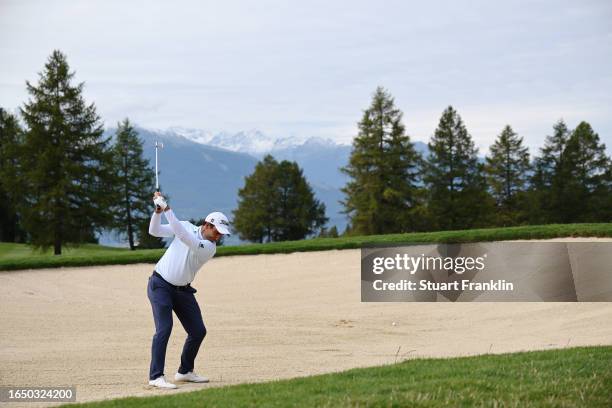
[233,155,279,243]
[424,106,493,230]
[485,125,530,225]
[233,155,327,242]
[19,50,117,254]
[318,225,339,238]
[273,160,327,241]
[110,119,157,249]
[0,108,25,242]
[530,120,570,223]
[341,87,422,235]
[557,122,611,222]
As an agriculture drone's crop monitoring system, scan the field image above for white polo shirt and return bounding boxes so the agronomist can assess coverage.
[149,209,216,286]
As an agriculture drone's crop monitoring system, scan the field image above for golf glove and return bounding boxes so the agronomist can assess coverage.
[153,195,168,210]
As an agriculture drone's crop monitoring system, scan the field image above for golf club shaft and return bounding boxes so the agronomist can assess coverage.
[155,141,161,210]
[155,143,159,191]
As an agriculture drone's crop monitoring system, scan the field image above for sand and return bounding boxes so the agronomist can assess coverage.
[1,239,611,406]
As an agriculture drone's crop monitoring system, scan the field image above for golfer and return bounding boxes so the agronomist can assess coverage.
[146,192,230,389]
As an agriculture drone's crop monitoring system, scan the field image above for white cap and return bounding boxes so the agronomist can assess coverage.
[205,211,231,235]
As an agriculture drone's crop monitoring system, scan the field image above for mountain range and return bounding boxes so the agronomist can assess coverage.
[99,126,428,246]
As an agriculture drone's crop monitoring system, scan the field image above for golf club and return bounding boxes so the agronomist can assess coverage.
[155,141,163,192]
[155,141,164,210]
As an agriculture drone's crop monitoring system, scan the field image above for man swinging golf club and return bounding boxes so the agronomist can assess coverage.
[147,191,231,389]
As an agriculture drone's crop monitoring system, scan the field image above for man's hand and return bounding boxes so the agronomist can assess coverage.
[153,192,170,212]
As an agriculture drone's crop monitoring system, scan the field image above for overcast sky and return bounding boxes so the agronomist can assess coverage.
[1,0,611,153]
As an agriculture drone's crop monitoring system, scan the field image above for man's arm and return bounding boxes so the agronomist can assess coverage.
[148,211,174,237]
[154,192,214,252]
[163,209,201,249]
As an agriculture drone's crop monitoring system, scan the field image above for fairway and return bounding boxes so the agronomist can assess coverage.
[1,239,611,406]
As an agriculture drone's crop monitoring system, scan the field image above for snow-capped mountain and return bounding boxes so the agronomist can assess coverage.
[163,126,346,156]
[165,126,214,145]
[209,129,301,154]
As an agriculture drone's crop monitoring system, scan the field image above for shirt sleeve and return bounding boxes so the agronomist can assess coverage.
[164,209,216,258]
[196,239,216,261]
[148,212,174,237]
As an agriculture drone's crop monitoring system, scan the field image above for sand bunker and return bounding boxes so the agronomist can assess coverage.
[1,238,611,406]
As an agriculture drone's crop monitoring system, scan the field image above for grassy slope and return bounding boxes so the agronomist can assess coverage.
[1,223,611,271]
[64,346,612,408]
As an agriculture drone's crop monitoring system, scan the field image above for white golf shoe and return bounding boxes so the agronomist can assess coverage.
[148,376,177,389]
[175,371,209,383]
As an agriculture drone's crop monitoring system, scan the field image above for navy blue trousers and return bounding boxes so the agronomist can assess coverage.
[147,273,207,380]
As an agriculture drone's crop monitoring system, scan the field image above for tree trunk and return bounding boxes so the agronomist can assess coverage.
[127,208,134,250]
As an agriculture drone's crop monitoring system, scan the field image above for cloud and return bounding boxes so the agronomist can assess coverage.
[0,0,610,154]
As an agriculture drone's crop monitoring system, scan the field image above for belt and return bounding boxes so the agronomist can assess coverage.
[153,271,192,290]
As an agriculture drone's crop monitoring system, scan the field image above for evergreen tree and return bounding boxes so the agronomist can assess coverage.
[530,120,570,223]
[0,108,25,242]
[557,122,611,222]
[485,125,530,225]
[341,87,422,235]
[233,155,279,243]
[233,155,327,242]
[318,225,339,238]
[424,106,493,230]
[273,160,327,241]
[19,50,117,254]
[110,118,156,250]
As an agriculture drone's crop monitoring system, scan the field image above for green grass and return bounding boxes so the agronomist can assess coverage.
[0,242,164,271]
[63,346,612,407]
[0,242,128,258]
[1,223,611,271]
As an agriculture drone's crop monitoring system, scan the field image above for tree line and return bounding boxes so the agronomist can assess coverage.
[1,51,610,251]
[338,87,611,235]
[0,50,163,253]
